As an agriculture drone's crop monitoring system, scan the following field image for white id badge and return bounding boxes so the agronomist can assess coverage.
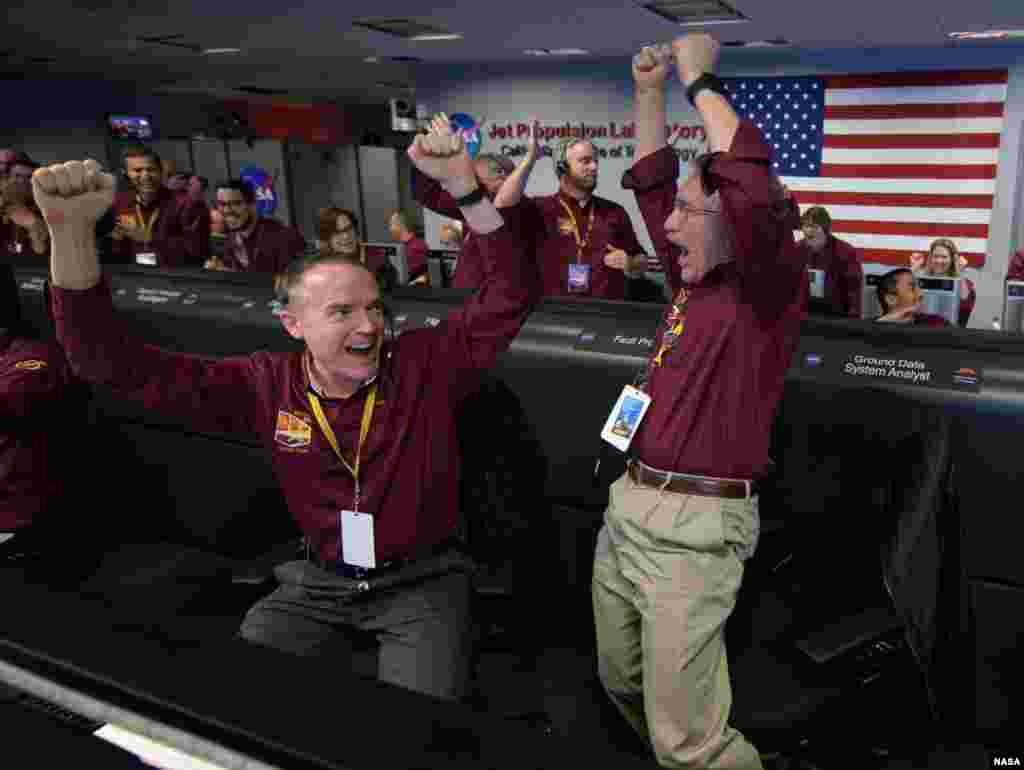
[135,252,158,266]
[600,385,652,452]
[340,510,376,568]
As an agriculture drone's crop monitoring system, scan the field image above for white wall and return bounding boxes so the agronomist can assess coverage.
[416,47,1024,328]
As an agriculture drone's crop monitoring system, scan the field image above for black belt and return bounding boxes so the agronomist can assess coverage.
[315,539,457,580]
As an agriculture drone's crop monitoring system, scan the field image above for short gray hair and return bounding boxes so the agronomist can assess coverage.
[276,250,371,306]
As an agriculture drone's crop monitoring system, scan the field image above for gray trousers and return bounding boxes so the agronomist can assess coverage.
[239,550,474,700]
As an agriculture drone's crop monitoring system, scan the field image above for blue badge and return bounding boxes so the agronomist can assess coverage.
[568,263,592,293]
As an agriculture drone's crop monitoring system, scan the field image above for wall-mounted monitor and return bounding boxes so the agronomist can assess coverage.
[106,114,155,141]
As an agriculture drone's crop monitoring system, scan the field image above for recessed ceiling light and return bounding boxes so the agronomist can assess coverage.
[409,33,463,41]
[524,48,589,56]
[948,29,1024,40]
[722,38,790,47]
[202,47,242,55]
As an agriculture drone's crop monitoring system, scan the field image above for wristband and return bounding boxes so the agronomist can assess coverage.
[686,73,727,107]
[453,187,485,207]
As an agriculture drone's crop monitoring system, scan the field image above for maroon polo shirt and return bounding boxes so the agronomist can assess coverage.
[110,188,209,268]
[413,170,541,292]
[402,235,430,280]
[799,235,863,319]
[222,217,306,274]
[51,224,535,564]
[1,206,49,261]
[623,121,807,481]
[958,277,976,327]
[452,231,486,289]
[0,337,75,531]
[522,193,645,300]
[1007,249,1024,282]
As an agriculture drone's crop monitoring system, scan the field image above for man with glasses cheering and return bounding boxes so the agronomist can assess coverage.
[591,34,807,769]
[205,179,305,273]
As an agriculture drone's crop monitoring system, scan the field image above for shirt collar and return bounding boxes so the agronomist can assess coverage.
[558,190,592,211]
[236,217,260,241]
[303,350,377,400]
[135,188,166,210]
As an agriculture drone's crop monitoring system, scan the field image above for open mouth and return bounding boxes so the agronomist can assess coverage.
[345,340,376,357]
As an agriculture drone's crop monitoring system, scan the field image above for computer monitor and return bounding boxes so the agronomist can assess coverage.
[807,268,826,300]
[427,257,444,289]
[863,274,884,319]
[106,114,155,141]
[917,276,960,325]
[1003,281,1024,333]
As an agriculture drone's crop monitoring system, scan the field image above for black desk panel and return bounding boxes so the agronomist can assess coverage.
[0,575,653,770]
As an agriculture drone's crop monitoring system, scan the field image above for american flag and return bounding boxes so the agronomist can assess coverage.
[722,70,1008,267]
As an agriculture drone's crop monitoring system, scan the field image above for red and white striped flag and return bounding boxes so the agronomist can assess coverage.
[724,70,1008,267]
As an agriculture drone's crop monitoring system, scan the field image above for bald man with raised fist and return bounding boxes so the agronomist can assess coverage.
[33,126,538,701]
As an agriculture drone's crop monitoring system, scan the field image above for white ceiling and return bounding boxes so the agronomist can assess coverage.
[3,0,1024,105]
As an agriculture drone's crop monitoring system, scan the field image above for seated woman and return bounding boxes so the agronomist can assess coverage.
[316,207,397,290]
[910,238,975,327]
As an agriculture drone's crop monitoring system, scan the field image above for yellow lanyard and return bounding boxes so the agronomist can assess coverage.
[558,198,595,264]
[134,204,161,246]
[305,360,378,513]
[651,288,690,367]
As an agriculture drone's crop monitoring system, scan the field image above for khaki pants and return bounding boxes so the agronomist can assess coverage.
[592,472,762,769]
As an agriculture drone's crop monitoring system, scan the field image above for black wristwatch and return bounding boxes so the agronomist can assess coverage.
[686,73,727,107]
[453,187,485,207]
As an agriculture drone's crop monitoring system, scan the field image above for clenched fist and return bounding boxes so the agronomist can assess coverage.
[32,159,115,230]
[671,33,721,86]
[408,113,478,198]
[633,44,673,92]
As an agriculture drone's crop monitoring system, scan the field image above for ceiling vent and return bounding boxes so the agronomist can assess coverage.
[352,18,461,40]
[136,34,201,53]
[639,0,748,26]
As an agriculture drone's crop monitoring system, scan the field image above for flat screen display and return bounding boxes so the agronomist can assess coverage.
[107,115,154,141]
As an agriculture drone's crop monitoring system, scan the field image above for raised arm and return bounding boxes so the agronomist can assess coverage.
[622,44,683,291]
[33,160,269,438]
[672,35,803,310]
[411,114,465,221]
[671,36,738,153]
[493,119,541,209]
[406,116,536,388]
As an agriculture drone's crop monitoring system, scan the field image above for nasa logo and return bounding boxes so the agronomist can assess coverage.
[449,113,482,159]
[239,165,278,216]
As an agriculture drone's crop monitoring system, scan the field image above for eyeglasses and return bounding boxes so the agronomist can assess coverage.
[674,203,721,221]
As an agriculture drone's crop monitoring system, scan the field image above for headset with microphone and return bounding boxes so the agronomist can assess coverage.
[555,137,590,177]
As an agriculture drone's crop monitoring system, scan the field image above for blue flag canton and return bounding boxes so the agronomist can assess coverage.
[722,76,826,177]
